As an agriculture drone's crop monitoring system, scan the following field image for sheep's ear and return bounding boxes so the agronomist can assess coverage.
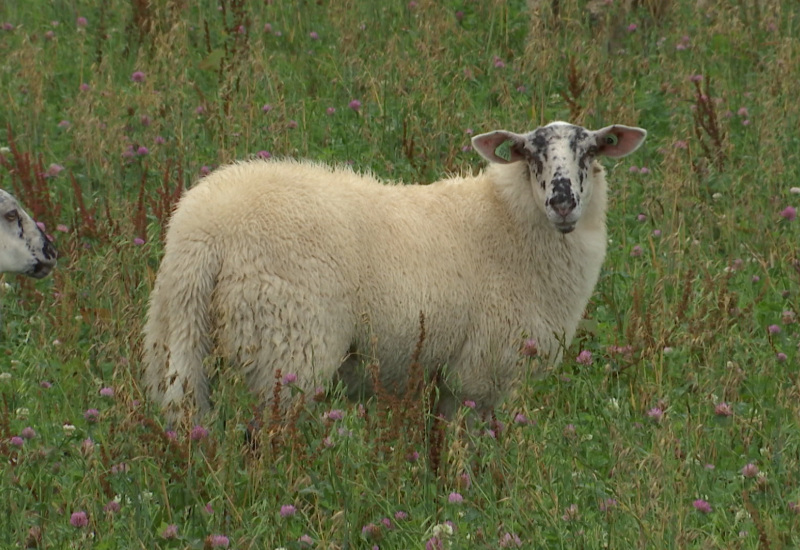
[472,130,528,164]
[594,125,647,158]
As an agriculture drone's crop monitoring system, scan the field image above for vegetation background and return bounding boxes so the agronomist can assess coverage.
[1,0,799,548]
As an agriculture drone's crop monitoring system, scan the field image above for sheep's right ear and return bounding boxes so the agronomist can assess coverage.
[472,131,528,164]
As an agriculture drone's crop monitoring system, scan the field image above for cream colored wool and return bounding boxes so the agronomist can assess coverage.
[142,122,646,422]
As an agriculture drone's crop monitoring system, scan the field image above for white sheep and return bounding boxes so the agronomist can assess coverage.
[142,121,646,422]
[0,189,57,278]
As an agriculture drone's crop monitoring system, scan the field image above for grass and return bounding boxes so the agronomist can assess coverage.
[1,0,799,547]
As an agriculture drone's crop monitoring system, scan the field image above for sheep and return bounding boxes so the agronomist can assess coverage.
[0,189,57,278]
[142,121,646,423]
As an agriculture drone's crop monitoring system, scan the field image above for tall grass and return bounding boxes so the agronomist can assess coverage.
[1,0,799,547]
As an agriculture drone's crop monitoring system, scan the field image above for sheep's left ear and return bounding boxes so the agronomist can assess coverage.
[594,125,647,158]
[472,130,528,164]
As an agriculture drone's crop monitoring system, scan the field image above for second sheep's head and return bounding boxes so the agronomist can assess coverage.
[472,121,647,234]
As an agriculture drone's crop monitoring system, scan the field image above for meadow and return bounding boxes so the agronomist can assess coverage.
[1,0,799,548]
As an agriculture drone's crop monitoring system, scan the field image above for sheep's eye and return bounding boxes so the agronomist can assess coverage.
[605,134,619,146]
[4,210,18,222]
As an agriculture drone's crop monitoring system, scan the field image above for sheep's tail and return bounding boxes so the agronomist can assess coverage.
[141,237,220,424]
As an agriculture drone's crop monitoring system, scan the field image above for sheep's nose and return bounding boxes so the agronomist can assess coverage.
[549,195,577,218]
[43,239,57,261]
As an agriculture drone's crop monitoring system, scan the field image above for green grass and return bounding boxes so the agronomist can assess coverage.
[1,0,800,548]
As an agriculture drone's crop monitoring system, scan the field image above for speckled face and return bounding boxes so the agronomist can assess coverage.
[0,190,57,278]
[520,122,600,234]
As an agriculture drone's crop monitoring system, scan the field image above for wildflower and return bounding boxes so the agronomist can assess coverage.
[627,23,637,32]
[742,119,750,126]
[131,71,146,83]
[561,504,579,521]
[282,373,297,384]
[309,31,319,40]
[326,107,336,115]
[448,492,463,503]
[70,511,89,527]
[395,510,408,520]
[20,426,36,439]
[349,99,362,111]
[768,324,781,335]
[629,165,639,173]
[104,500,120,514]
[780,206,797,221]
[737,107,749,117]
[200,166,212,176]
[647,407,664,423]
[630,245,643,257]
[381,517,393,529]
[62,423,76,434]
[689,74,703,82]
[204,502,213,514]
[693,499,712,514]
[653,229,662,237]
[261,104,273,113]
[110,462,129,474]
[789,502,800,514]
[521,338,538,357]
[287,119,298,129]
[206,534,230,548]
[640,166,650,174]
[2,23,15,31]
[493,56,505,68]
[10,436,24,447]
[516,85,526,93]
[45,163,64,177]
[80,83,90,92]
[323,409,344,421]
[463,400,476,409]
[298,534,314,547]
[741,463,759,478]
[499,532,523,547]
[280,504,296,518]
[137,146,149,156]
[56,224,69,232]
[57,120,71,129]
[195,105,206,115]
[637,213,647,221]
[100,387,114,397]
[426,537,444,550]
[236,25,245,34]
[514,413,531,424]
[84,408,100,423]
[361,523,380,537]
[406,450,419,462]
[154,135,166,145]
[256,150,272,159]
[674,140,688,149]
[44,30,55,40]
[263,23,272,33]
[161,524,178,539]
[166,430,178,441]
[133,237,145,246]
[782,311,796,324]
[190,425,209,440]
[777,352,787,362]
[715,402,733,416]
[599,498,618,511]
[76,16,88,27]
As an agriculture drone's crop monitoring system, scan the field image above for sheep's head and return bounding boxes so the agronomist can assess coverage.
[472,121,647,234]
[0,190,57,278]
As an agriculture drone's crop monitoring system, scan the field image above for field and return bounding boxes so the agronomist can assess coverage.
[1,0,799,548]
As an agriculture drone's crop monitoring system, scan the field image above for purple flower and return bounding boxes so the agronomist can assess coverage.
[57,120,71,129]
[280,504,297,518]
[154,135,166,145]
[714,402,733,417]
[561,503,579,521]
[395,510,408,520]
[10,436,24,447]
[630,245,643,257]
[326,107,336,115]
[647,407,663,423]
[261,104,273,113]
[309,31,319,40]
[737,107,749,117]
[514,413,530,425]
[256,150,272,159]
[190,425,209,441]
[131,71,146,83]
[56,224,69,232]
[104,500,120,514]
[298,534,314,547]
[40,380,52,389]
[195,105,206,115]
[627,23,637,32]
[287,119,298,129]
[640,166,650,174]
[207,534,229,548]
[426,537,444,550]
[76,16,88,28]
[2,23,15,31]
[200,166,212,176]
[599,498,618,511]
[493,56,505,68]
[349,99,362,111]
[637,213,647,222]
[576,350,593,365]
[777,352,787,362]
[448,492,463,503]
[499,532,523,548]
[84,408,100,423]
[653,229,662,237]
[283,373,297,384]
[324,409,344,421]
[161,524,178,539]
[45,163,64,177]
[70,511,89,528]
[361,523,380,537]
[79,82,90,92]
[137,146,149,156]
[21,427,36,439]
[741,463,759,478]
[99,387,114,398]
[521,338,538,357]
[768,324,781,335]
[406,450,419,462]
[689,73,703,83]
[780,206,796,221]
[133,237,145,246]
[463,400,476,409]
[693,499,712,514]
[674,140,688,149]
